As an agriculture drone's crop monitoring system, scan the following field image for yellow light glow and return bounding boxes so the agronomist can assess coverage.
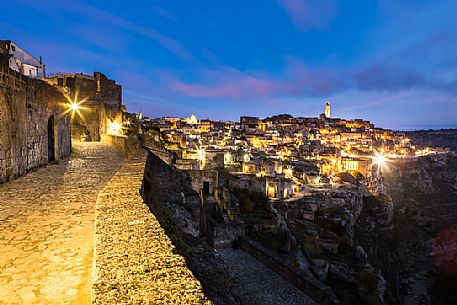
[69,102,79,111]
[252,137,263,148]
[371,150,391,175]
[374,154,386,167]
[224,152,232,164]
[60,91,88,122]
[196,146,205,161]
[108,121,122,135]
[187,114,198,125]
[284,167,293,178]
[244,154,250,162]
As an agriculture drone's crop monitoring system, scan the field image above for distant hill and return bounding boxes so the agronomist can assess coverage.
[405,129,457,152]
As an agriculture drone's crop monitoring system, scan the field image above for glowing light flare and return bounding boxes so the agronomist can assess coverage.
[108,121,123,135]
[374,154,386,167]
[60,92,88,122]
[370,150,393,175]
[196,146,205,161]
[69,102,79,111]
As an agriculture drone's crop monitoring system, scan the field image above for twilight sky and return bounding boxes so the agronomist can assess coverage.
[2,0,457,130]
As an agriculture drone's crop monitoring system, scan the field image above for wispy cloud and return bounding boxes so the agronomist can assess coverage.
[338,91,410,111]
[276,0,337,31]
[353,64,426,92]
[167,50,457,104]
[170,81,242,98]
[74,2,194,62]
[168,56,344,99]
[18,0,195,63]
[154,6,180,23]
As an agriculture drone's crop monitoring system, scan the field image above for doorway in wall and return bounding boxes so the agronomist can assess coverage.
[203,181,210,195]
[48,115,55,161]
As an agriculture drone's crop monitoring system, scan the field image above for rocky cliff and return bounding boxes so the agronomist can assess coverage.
[381,153,457,305]
[141,140,457,304]
[274,153,457,304]
[351,152,457,305]
[405,129,457,152]
[275,187,389,305]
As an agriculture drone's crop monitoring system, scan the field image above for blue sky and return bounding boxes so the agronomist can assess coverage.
[2,0,457,129]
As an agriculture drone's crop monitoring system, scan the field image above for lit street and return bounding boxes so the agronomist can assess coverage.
[0,143,123,304]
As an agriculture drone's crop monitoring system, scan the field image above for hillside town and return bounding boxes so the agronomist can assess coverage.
[2,39,456,305]
[141,101,446,200]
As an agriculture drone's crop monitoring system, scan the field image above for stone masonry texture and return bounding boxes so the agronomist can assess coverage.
[0,58,71,183]
[92,149,212,305]
[0,142,123,304]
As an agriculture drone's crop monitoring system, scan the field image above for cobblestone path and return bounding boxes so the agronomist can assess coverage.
[92,151,211,305]
[0,142,123,305]
[219,249,318,305]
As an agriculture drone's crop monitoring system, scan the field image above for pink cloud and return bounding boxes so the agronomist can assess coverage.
[167,56,344,99]
[277,0,337,31]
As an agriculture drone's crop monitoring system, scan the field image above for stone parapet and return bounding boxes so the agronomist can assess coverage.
[100,134,140,158]
[92,150,212,304]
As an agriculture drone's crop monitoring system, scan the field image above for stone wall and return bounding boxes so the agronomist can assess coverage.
[207,220,245,249]
[188,170,219,195]
[0,58,71,183]
[142,150,245,249]
[142,149,196,207]
[143,130,174,164]
[100,134,140,158]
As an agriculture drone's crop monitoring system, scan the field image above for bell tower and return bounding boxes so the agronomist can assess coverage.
[325,101,331,118]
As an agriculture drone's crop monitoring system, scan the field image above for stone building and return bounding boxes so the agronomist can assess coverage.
[44,72,123,141]
[265,176,294,200]
[260,159,276,177]
[0,55,71,183]
[242,161,257,174]
[341,157,373,178]
[240,116,260,133]
[0,40,46,78]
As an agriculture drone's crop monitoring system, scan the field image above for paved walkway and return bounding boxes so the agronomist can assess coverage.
[0,142,123,305]
[219,249,318,305]
[92,151,211,304]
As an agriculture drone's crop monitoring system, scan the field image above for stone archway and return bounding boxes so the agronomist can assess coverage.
[48,115,55,161]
